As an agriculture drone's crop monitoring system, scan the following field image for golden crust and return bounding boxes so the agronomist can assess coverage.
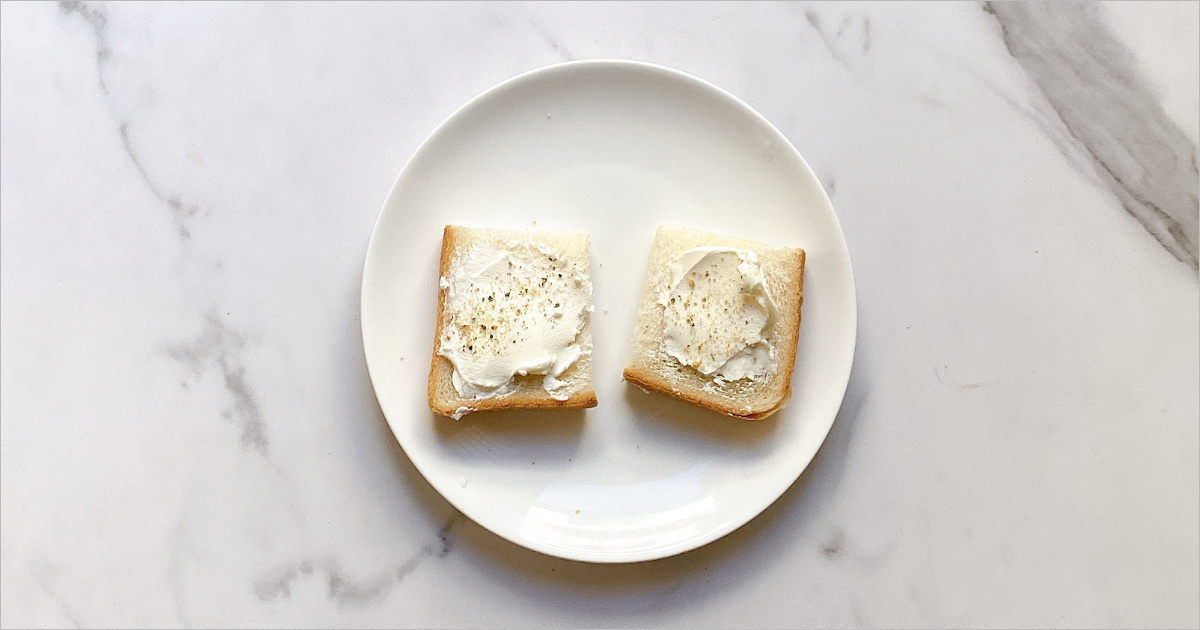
[426,226,455,414]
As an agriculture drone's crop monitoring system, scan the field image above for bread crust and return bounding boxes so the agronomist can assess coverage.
[623,227,804,420]
[428,225,598,418]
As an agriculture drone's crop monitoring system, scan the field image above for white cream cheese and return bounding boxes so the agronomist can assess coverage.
[439,241,590,402]
[658,246,777,382]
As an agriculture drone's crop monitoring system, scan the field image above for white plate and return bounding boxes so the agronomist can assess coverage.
[361,60,856,563]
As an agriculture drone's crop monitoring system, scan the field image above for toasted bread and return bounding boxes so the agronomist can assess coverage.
[623,225,805,419]
[429,226,597,418]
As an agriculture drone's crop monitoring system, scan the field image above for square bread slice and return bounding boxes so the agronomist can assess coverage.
[429,225,598,419]
[623,225,805,420]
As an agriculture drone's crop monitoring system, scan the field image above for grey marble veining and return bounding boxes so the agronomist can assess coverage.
[167,313,268,455]
[60,0,269,459]
[252,515,459,608]
[986,1,1200,270]
[59,0,201,240]
[803,7,872,65]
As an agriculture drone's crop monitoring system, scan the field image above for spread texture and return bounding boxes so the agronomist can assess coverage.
[439,241,591,401]
[658,247,777,383]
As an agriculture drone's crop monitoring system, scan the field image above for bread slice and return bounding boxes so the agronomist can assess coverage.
[428,225,598,418]
[623,225,805,420]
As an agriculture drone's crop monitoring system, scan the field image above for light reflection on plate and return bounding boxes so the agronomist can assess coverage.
[521,464,714,553]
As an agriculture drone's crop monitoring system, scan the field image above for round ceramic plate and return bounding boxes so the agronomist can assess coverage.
[361,60,856,563]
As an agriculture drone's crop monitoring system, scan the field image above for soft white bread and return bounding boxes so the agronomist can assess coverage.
[623,225,805,420]
[429,226,598,418]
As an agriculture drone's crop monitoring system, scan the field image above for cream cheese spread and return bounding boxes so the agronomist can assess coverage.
[658,246,777,382]
[439,241,590,401]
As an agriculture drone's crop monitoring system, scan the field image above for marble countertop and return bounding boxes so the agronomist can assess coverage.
[2,2,1197,627]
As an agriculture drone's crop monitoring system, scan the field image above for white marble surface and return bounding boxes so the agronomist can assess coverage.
[2,1,1197,627]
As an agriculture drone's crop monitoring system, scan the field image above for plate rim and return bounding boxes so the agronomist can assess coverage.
[360,58,857,563]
